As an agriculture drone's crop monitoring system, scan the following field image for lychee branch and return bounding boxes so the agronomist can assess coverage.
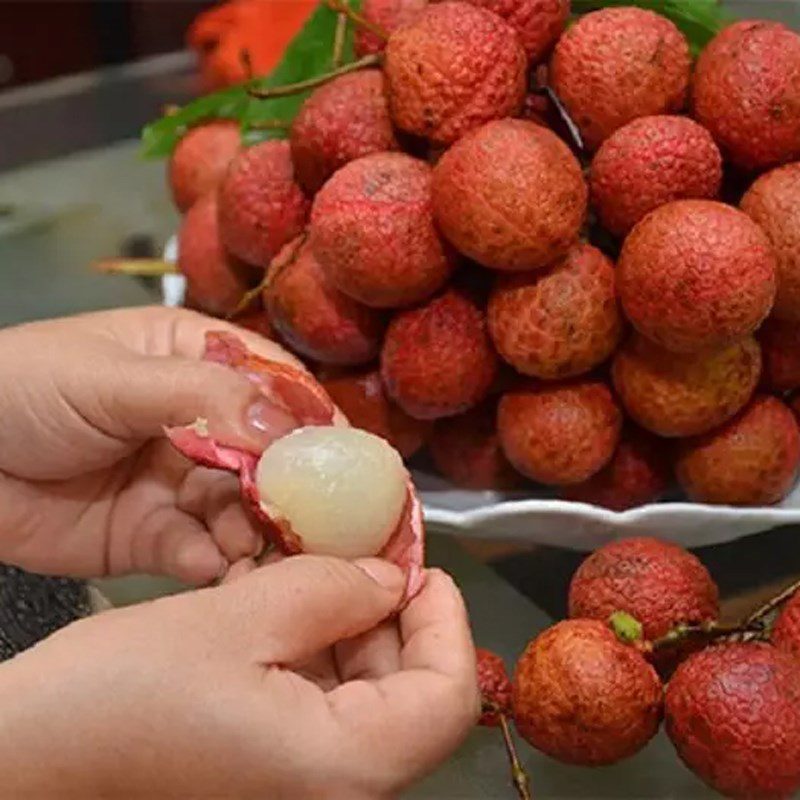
[332,4,349,68]
[498,712,534,800]
[90,258,177,276]
[744,577,800,628]
[325,0,388,41]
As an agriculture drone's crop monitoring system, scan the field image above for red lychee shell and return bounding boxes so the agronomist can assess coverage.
[513,619,663,766]
[168,120,241,213]
[380,287,498,420]
[320,367,431,458]
[310,151,454,308]
[561,427,671,511]
[289,70,399,195]
[384,1,527,146]
[232,308,275,340]
[550,7,691,151]
[264,236,384,366]
[488,242,621,379]
[692,20,800,172]
[354,0,428,57]
[429,400,523,490]
[590,115,723,237]
[676,395,800,506]
[432,118,587,271]
[665,643,800,800]
[741,162,800,322]
[218,140,309,268]
[477,647,512,727]
[759,317,800,394]
[773,591,800,662]
[617,200,776,354]
[497,380,622,486]
[612,334,761,438]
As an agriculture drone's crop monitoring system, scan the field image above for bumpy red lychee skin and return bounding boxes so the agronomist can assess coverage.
[354,0,428,57]
[264,237,384,366]
[513,619,663,766]
[168,120,241,213]
[432,119,587,271]
[590,116,723,237]
[561,428,671,511]
[218,140,309,268]
[498,380,622,485]
[550,7,691,151]
[692,21,800,172]
[666,643,800,800]
[310,152,454,308]
[289,70,399,195]
[380,288,498,420]
[612,334,761,438]
[741,163,800,322]
[773,591,800,661]
[488,243,621,379]
[320,367,431,458]
[384,1,527,147]
[477,648,513,727]
[676,396,800,507]
[617,200,776,354]
[759,318,800,394]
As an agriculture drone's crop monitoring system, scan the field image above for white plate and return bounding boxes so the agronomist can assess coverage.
[162,235,800,550]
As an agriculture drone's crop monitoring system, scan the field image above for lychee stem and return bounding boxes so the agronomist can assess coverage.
[325,0,388,41]
[90,258,177,276]
[498,712,533,800]
[247,119,291,131]
[542,86,584,154]
[332,3,348,68]
[744,577,800,628]
[240,49,254,80]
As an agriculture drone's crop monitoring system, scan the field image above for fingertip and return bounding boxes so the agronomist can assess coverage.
[175,538,226,585]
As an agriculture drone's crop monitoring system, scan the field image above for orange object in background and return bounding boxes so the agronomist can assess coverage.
[188,0,318,90]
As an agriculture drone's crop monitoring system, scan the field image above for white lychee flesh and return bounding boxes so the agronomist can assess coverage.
[255,426,407,558]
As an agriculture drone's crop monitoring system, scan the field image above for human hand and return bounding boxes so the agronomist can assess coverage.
[0,556,479,799]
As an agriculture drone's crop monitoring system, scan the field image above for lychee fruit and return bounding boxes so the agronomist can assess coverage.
[310,152,454,308]
[477,647,512,727]
[617,200,776,353]
[218,140,309,268]
[264,236,384,366]
[612,333,761,438]
[692,20,800,171]
[168,120,241,213]
[549,7,691,150]
[354,0,428,57]
[675,395,800,507]
[380,287,498,420]
[740,162,800,322]
[513,619,663,766]
[665,643,800,800]
[432,119,587,271]
[384,1,527,146]
[488,242,621,379]
[497,380,622,485]
[590,115,723,238]
[561,427,671,511]
[320,367,431,458]
[759,317,800,394]
[289,70,399,195]
[772,590,800,662]
[233,308,275,340]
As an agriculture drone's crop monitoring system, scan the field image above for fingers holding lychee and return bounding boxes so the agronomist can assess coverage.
[335,620,403,682]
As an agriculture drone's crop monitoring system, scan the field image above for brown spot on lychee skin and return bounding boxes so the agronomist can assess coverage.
[354,0,428,57]
[665,643,800,800]
[384,1,527,146]
[612,334,761,438]
[758,317,800,394]
[692,20,800,171]
[741,162,800,322]
[617,200,776,354]
[310,152,454,308]
[488,243,621,379]
[675,395,800,506]
[550,7,690,151]
[513,619,663,766]
[498,379,622,485]
[590,115,723,237]
[477,647,513,727]
[432,119,587,271]
[773,591,800,662]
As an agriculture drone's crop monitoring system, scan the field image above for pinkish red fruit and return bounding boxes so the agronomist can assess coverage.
[354,0,428,56]
[773,591,800,662]
[477,647,513,727]
[759,317,800,393]
[233,308,275,340]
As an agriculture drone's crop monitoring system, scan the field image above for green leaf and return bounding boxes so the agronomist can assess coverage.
[608,611,644,644]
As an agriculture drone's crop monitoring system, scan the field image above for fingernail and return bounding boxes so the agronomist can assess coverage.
[246,399,297,443]
[354,558,405,592]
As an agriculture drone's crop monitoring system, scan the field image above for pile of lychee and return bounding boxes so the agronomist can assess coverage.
[166,0,800,510]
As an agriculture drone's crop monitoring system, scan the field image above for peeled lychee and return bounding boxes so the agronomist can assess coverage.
[218,140,309,268]
[498,380,621,485]
[772,591,800,661]
[488,243,621,379]
[692,20,800,171]
[168,120,241,213]
[513,619,663,766]
[590,115,723,237]
[432,119,587,271]
[477,647,512,727]
[612,334,761,438]
[617,200,776,353]
[310,152,454,308]
[666,643,800,800]
[676,395,800,506]
[380,287,498,420]
[384,1,527,146]
[354,0,428,56]
[550,7,691,150]
[759,317,800,394]
[741,162,800,322]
